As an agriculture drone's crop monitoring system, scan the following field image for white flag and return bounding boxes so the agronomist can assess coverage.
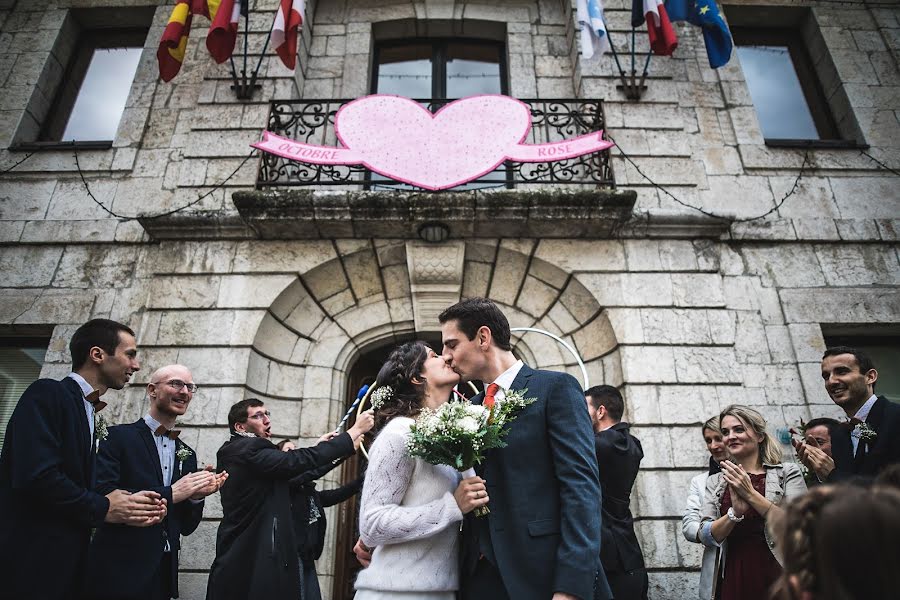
[577,0,611,59]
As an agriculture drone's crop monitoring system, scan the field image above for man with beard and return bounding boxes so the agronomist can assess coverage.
[0,319,167,600]
[797,346,900,483]
[440,298,610,600]
[206,398,374,600]
[585,385,648,600]
[86,364,226,600]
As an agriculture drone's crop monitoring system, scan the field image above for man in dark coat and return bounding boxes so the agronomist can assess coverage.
[86,364,226,600]
[206,398,373,600]
[440,298,611,600]
[798,346,900,483]
[585,385,648,600]
[0,319,167,600]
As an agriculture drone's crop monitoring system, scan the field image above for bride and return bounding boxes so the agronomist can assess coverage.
[354,341,489,600]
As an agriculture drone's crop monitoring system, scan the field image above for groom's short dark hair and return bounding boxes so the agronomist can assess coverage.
[585,385,625,422]
[439,297,512,351]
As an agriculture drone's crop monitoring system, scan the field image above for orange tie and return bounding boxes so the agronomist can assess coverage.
[484,383,500,409]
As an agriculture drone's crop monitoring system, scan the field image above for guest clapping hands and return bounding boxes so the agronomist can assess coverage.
[699,406,806,600]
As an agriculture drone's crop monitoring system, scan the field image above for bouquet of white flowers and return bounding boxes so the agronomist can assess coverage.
[407,388,536,516]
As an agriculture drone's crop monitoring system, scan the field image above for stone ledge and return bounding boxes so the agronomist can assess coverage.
[138,213,257,241]
[228,188,638,240]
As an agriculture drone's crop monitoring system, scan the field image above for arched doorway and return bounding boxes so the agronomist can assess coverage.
[243,239,621,600]
[330,333,442,600]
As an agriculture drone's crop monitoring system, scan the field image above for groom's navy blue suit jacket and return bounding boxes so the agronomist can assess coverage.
[463,364,611,600]
[0,377,110,600]
[86,419,204,599]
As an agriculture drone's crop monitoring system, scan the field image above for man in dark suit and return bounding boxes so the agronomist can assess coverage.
[86,364,226,600]
[585,385,648,600]
[440,298,610,600]
[0,319,167,600]
[206,398,373,600]
[797,346,900,483]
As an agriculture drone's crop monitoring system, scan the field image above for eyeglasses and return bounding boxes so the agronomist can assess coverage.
[247,410,271,421]
[160,379,198,393]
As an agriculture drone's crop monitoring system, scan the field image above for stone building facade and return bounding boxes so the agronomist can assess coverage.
[1,0,898,598]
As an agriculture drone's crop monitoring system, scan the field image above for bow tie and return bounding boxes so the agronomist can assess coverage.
[85,390,107,412]
[155,425,181,440]
[841,417,863,431]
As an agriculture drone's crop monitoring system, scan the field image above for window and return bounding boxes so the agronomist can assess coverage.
[371,39,507,190]
[0,335,50,448]
[823,332,900,402]
[12,7,153,148]
[373,40,506,98]
[41,29,146,142]
[725,5,866,147]
[733,28,837,142]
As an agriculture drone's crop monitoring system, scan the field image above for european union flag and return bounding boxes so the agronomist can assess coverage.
[667,0,733,68]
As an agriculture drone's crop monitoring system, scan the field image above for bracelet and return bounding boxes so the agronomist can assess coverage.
[727,507,745,522]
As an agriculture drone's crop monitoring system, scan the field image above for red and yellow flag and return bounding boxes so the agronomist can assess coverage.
[157,1,193,82]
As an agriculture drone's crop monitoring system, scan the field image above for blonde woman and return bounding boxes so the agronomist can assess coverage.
[682,417,728,600]
[699,405,806,600]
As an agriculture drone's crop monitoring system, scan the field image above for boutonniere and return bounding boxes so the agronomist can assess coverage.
[853,422,877,443]
[94,414,109,451]
[176,445,193,475]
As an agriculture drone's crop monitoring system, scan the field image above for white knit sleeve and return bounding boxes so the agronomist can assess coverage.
[358,428,463,547]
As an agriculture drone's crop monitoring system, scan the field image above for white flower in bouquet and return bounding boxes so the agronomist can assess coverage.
[407,389,537,517]
[458,416,479,434]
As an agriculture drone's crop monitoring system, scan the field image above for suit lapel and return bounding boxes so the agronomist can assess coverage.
[63,377,94,474]
[831,426,854,476]
[859,397,887,468]
[137,420,165,485]
[509,363,534,392]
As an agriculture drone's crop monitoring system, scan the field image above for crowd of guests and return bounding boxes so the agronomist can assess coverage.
[678,346,900,600]
[0,311,897,600]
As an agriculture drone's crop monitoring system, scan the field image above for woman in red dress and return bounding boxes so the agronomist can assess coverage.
[698,405,807,600]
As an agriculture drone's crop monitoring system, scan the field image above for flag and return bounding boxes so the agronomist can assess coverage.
[577,0,611,59]
[206,0,241,63]
[633,0,678,56]
[158,1,193,82]
[271,0,306,70]
[667,0,733,68]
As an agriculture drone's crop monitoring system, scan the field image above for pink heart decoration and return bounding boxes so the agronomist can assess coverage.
[335,95,532,191]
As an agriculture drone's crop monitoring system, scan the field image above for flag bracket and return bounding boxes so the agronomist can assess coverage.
[609,27,652,101]
[227,4,269,100]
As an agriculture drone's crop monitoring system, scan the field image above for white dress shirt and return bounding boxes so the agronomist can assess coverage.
[851,394,879,456]
[489,360,525,400]
[67,372,96,442]
[143,414,176,487]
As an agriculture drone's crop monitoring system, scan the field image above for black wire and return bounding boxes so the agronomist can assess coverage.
[606,133,811,223]
[860,149,900,177]
[1,152,34,173]
[73,144,258,221]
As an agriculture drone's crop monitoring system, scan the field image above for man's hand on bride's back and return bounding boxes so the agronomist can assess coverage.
[454,475,489,514]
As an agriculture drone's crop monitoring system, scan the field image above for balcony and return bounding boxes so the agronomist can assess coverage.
[256,98,616,191]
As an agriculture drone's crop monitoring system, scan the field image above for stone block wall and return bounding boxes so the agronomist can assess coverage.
[0,1,898,599]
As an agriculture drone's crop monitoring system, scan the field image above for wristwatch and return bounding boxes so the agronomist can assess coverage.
[727,506,745,522]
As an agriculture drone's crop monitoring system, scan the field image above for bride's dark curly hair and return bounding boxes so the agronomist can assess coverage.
[371,340,430,432]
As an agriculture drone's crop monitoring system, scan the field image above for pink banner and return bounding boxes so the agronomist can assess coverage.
[253,95,616,191]
[252,132,362,165]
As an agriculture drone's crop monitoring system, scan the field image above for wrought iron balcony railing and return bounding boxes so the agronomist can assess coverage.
[256,99,615,191]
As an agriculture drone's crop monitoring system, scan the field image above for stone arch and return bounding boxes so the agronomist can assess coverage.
[242,238,622,596]
[245,239,621,443]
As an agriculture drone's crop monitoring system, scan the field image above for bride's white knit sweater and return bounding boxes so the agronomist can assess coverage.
[355,416,464,593]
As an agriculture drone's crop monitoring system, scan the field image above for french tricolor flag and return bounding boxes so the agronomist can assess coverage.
[271,0,306,70]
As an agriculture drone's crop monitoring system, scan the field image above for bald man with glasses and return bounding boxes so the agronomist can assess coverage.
[86,365,227,600]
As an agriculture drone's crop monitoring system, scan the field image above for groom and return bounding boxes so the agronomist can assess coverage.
[440,298,611,600]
